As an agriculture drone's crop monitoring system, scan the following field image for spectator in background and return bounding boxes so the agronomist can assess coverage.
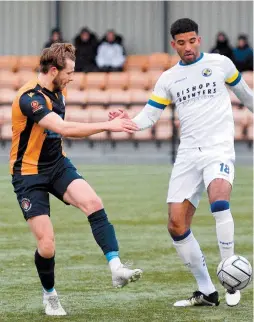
[96,30,126,72]
[233,34,253,72]
[74,27,99,72]
[210,32,233,60]
[44,28,63,48]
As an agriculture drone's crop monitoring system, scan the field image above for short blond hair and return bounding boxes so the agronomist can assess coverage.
[40,43,76,73]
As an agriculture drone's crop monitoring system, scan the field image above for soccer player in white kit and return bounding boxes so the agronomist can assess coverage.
[109,18,253,307]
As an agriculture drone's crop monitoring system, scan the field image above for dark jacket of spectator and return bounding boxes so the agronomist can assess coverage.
[210,32,233,60]
[233,35,253,72]
[96,30,126,72]
[74,27,99,72]
[44,28,63,48]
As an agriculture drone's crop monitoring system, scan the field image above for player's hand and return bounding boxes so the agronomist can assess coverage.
[108,108,130,120]
[106,117,139,133]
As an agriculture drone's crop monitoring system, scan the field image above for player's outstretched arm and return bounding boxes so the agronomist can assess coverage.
[108,105,163,131]
[19,92,138,137]
[132,104,164,130]
[224,56,253,113]
[38,112,139,138]
[230,78,253,113]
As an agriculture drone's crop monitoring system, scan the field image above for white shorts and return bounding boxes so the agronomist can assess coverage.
[167,144,235,208]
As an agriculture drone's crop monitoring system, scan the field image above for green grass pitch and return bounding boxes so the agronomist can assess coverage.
[0,164,252,322]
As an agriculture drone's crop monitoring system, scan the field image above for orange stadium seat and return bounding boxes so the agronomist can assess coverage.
[0,71,19,89]
[244,107,253,141]
[0,105,12,122]
[0,88,17,104]
[85,72,107,90]
[110,131,131,141]
[108,105,126,113]
[86,89,109,106]
[154,107,172,141]
[89,131,108,141]
[232,106,248,126]
[246,108,253,126]
[147,53,171,71]
[65,106,89,122]
[127,71,150,90]
[67,72,86,90]
[232,105,248,140]
[228,89,241,106]
[0,56,18,71]
[0,105,11,125]
[147,70,163,89]
[87,106,109,140]
[247,125,253,140]
[128,105,144,118]
[124,55,148,72]
[242,71,253,88]
[130,89,150,104]
[106,72,128,90]
[18,70,38,87]
[155,121,172,140]
[65,89,87,105]
[17,56,40,71]
[234,126,244,140]
[108,89,131,105]
[0,123,12,140]
[160,106,172,121]
[132,127,153,141]
[88,105,109,122]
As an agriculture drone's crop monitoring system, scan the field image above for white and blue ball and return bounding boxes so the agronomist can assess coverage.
[217,255,252,292]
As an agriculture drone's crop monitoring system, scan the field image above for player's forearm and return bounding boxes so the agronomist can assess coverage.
[62,121,109,138]
[132,104,163,130]
[231,78,253,112]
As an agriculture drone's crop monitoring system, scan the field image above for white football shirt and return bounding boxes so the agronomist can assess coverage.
[151,53,241,148]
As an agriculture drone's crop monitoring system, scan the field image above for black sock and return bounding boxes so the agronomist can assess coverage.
[88,209,119,255]
[34,249,55,291]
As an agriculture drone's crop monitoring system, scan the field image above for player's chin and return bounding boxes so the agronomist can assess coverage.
[183,55,195,63]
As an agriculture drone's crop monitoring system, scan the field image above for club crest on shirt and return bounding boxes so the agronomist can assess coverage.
[202,68,212,77]
[31,100,43,114]
[21,198,32,212]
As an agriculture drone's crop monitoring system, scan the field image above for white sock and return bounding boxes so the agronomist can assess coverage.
[109,257,122,272]
[173,231,216,296]
[213,209,234,260]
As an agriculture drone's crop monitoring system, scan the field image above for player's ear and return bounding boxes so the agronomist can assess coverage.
[197,36,201,45]
[171,40,176,50]
[50,66,59,78]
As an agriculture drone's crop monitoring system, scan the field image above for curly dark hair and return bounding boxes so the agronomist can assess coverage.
[40,43,76,74]
[170,18,199,39]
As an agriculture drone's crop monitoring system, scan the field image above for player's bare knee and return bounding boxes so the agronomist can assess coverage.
[168,218,186,236]
[38,236,55,258]
[79,195,104,215]
[207,179,231,204]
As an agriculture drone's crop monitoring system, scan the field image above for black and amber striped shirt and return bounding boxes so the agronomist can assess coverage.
[10,79,67,175]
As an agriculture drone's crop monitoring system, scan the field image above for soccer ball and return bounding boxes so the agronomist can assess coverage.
[217,255,252,292]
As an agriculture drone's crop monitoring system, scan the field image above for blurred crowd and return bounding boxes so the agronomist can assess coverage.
[44,27,126,73]
[210,32,253,72]
[44,28,253,73]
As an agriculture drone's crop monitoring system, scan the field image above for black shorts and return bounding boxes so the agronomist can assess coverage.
[12,157,84,220]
